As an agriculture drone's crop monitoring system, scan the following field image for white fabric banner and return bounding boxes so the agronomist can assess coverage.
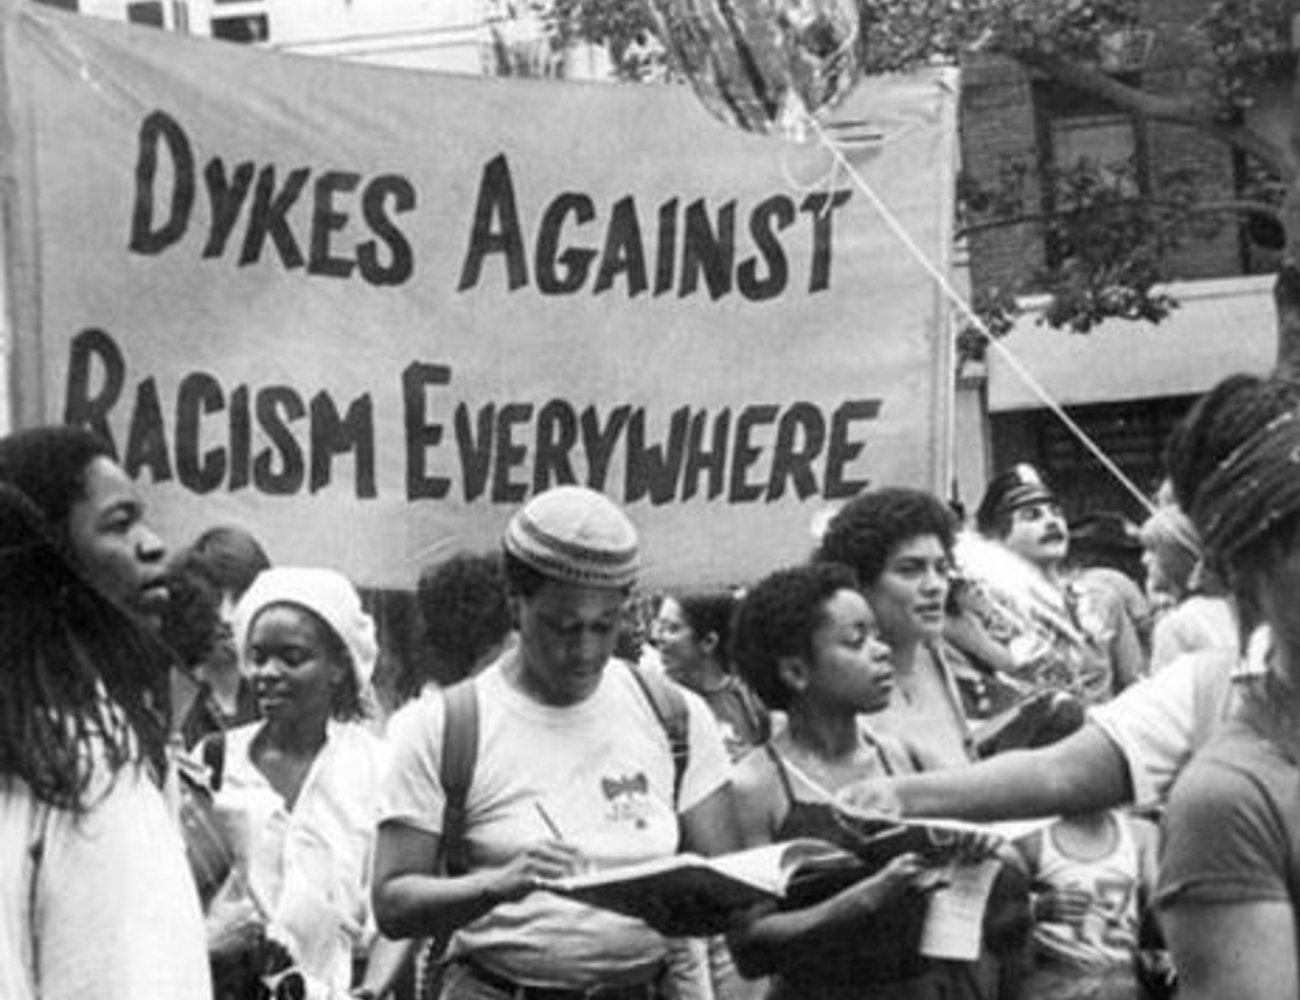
[4,2,957,588]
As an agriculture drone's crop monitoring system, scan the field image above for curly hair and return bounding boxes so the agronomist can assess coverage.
[731,562,859,711]
[404,552,512,695]
[158,557,223,668]
[160,526,271,674]
[815,487,957,588]
[666,590,739,670]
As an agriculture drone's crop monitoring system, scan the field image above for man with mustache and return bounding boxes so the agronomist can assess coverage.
[954,464,1143,707]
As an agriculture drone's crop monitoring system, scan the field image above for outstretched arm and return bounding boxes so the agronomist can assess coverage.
[842,722,1133,822]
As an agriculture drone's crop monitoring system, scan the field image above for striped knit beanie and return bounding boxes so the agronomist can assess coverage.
[503,486,639,589]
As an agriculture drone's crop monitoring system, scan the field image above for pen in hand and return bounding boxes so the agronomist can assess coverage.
[534,801,566,842]
[534,800,590,878]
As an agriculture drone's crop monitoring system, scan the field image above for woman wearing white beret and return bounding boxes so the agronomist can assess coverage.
[208,566,395,999]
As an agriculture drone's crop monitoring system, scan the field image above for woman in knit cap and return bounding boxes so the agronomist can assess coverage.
[1138,502,1237,673]
[205,566,397,1000]
[1154,377,1300,1000]
[374,485,738,999]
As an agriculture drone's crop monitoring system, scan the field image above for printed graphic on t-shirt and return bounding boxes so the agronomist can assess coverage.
[601,769,654,829]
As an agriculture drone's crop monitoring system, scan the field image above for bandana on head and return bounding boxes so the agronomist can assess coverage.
[1190,409,1300,567]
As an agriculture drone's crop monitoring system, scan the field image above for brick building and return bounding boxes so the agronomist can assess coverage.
[956,0,1290,521]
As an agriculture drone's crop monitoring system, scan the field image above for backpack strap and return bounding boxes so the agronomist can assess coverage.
[626,664,690,808]
[200,730,227,793]
[438,678,479,876]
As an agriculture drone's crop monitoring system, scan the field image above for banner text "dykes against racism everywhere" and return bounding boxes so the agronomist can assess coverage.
[61,109,879,506]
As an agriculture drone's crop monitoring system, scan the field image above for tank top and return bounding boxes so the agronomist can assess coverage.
[1028,815,1141,972]
[762,743,933,997]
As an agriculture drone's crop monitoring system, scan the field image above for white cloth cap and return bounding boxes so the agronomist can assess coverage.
[234,566,378,687]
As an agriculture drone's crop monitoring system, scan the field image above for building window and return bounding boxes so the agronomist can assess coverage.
[127,1,165,27]
[1035,81,1146,269]
[1049,114,1140,195]
[211,13,269,42]
[989,396,1192,522]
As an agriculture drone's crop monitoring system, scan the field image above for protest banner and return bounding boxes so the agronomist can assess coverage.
[1,1,957,588]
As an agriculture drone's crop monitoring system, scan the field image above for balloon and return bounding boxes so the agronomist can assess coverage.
[643,0,864,137]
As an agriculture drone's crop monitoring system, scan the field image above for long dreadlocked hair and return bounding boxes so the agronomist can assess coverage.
[1165,374,1300,630]
[0,429,172,811]
[1165,373,1300,761]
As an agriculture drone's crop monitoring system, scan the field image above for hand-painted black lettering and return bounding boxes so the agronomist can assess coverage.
[402,362,451,500]
[129,111,195,256]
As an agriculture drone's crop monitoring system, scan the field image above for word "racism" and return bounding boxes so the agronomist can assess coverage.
[65,328,378,498]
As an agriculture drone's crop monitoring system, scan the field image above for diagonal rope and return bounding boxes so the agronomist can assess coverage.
[807,115,1157,517]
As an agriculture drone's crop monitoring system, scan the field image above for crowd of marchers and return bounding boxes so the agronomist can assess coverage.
[3,369,1295,1000]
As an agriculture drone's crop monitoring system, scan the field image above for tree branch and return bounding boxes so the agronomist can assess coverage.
[956,197,1284,241]
[1011,50,1295,177]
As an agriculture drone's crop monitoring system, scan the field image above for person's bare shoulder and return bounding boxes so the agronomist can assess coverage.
[732,744,784,847]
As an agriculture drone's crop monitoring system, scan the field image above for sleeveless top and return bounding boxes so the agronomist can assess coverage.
[761,741,1022,1000]
[763,742,932,996]
[1029,816,1140,972]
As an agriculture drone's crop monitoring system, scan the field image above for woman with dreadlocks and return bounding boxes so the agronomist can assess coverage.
[0,426,210,1000]
[1154,374,1300,1000]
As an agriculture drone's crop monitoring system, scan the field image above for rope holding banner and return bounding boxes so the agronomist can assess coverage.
[807,115,1156,517]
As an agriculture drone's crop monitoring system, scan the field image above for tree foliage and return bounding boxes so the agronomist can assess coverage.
[542,0,1300,360]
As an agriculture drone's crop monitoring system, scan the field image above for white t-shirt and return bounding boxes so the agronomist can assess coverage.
[1089,626,1259,807]
[1149,594,1237,674]
[381,658,731,988]
[0,763,211,1000]
[219,720,391,994]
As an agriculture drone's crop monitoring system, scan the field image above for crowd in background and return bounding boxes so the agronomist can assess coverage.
[4,369,1299,1000]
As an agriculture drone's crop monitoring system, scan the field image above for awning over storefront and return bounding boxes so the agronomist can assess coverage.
[987,275,1277,412]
